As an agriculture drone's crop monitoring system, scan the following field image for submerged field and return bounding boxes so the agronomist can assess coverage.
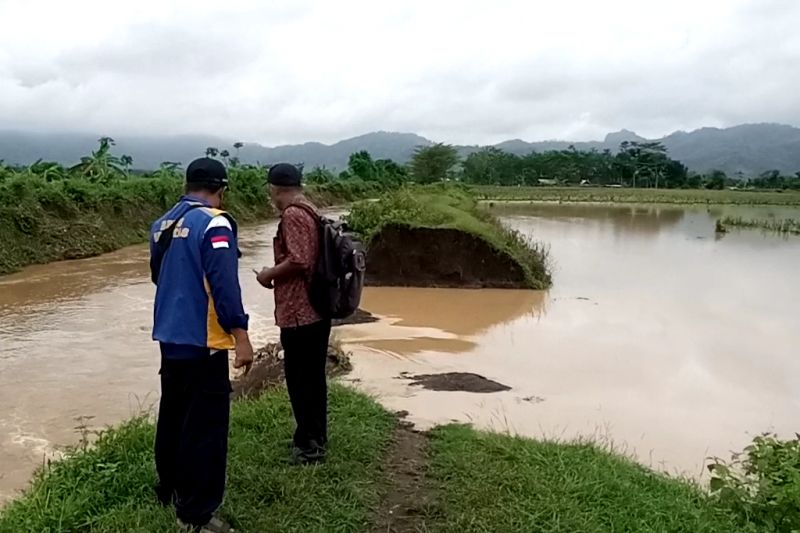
[474,186,800,206]
[717,216,800,235]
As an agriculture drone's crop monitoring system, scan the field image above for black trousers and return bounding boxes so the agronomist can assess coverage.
[155,350,231,526]
[281,320,332,449]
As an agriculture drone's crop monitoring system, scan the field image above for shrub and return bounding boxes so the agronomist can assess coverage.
[709,433,800,531]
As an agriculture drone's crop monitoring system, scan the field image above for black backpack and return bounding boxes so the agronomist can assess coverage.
[285,203,366,320]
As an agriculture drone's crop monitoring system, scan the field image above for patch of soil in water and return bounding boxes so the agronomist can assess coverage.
[366,224,528,288]
[402,372,512,393]
[332,308,378,327]
[370,413,435,533]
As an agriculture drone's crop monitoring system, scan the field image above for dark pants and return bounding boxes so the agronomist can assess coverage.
[155,350,231,526]
[281,319,332,449]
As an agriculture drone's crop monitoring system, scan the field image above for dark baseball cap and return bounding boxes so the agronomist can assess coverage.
[267,163,302,187]
[186,158,228,187]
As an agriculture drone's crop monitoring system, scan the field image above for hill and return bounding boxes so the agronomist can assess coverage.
[2,124,799,176]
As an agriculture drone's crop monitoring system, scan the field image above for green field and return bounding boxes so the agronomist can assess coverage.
[473,186,800,206]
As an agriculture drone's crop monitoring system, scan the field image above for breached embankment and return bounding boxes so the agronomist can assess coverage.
[345,186,552,290]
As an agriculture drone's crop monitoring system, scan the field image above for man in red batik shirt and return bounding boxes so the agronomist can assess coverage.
[256,163,331,464]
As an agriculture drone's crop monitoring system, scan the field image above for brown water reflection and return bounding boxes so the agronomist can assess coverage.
[347,288,546,354]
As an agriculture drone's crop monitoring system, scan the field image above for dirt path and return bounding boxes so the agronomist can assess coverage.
[234,344,440,532]
[370,414,435,533]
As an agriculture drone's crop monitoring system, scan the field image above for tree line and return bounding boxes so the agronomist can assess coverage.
[3,138,799,191]
[300,143,800,191]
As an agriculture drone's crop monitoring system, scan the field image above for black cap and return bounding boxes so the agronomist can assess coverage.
[186,158,228,187]
[268,163,302,187]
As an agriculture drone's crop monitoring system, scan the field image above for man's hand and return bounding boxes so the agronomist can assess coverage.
[255,267,274,289]
[231,329,254,374]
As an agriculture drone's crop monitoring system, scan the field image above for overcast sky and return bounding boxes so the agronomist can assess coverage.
[1,0,798,145]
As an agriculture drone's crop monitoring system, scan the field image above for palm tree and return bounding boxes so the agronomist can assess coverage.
[220,150,230,165]
[233,142,244,156]
[206,147,219,158]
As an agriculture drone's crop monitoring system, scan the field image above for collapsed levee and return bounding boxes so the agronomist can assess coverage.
[365,224,529,288]
[345,186,552,290]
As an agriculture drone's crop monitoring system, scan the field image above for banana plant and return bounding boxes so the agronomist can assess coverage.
[69,137,124,183]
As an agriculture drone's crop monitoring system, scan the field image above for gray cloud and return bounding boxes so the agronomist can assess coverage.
[0,0,798,145]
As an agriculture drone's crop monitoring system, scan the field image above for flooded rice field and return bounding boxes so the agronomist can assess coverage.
[1,203,799,501]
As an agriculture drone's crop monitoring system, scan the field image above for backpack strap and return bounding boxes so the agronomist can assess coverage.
[150,202,205,284]
[279,201,321,239]
[286,202,320,222]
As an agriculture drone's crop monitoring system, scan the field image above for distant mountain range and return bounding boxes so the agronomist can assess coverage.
[2,123,800,176]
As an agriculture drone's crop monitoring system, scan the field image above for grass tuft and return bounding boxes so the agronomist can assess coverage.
[717,216,800,235]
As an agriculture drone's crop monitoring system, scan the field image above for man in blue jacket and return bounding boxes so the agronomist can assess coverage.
[150,157,253,533]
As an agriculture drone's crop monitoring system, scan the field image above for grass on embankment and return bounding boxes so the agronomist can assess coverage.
[0,171,385,276]
[425,425,748,533]
[0,385,394,533]
[346,186,552,289]
[0,170,273,276]
[0,385,760,533]
[474,186,800,206]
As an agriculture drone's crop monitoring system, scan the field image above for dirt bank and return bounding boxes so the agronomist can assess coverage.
[365,224,530,289]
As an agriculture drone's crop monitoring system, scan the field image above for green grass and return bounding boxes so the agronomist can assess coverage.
[425,424,750,533]
[0,385,394,533]
[346,185,552,288]
[473,186,800,206]
[717,216,800,235]
[2,385,788,532]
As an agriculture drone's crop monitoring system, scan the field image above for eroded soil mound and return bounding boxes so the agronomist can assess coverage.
[232,341,352,399]
[402,372,511,393]
[366,224,528,289]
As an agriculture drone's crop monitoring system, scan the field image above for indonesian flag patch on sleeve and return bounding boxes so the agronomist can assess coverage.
[211,236,230,249]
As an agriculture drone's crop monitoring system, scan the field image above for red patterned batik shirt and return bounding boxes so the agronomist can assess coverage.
[273,200,322,328]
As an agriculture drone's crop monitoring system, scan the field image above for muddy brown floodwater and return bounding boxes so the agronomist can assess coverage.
[1,203,799,502]
[337,203,800,477]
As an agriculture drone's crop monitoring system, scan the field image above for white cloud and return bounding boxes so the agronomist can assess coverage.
[0,0,798,144]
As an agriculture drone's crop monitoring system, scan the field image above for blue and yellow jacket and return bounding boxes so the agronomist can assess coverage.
[149,196,248,359]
